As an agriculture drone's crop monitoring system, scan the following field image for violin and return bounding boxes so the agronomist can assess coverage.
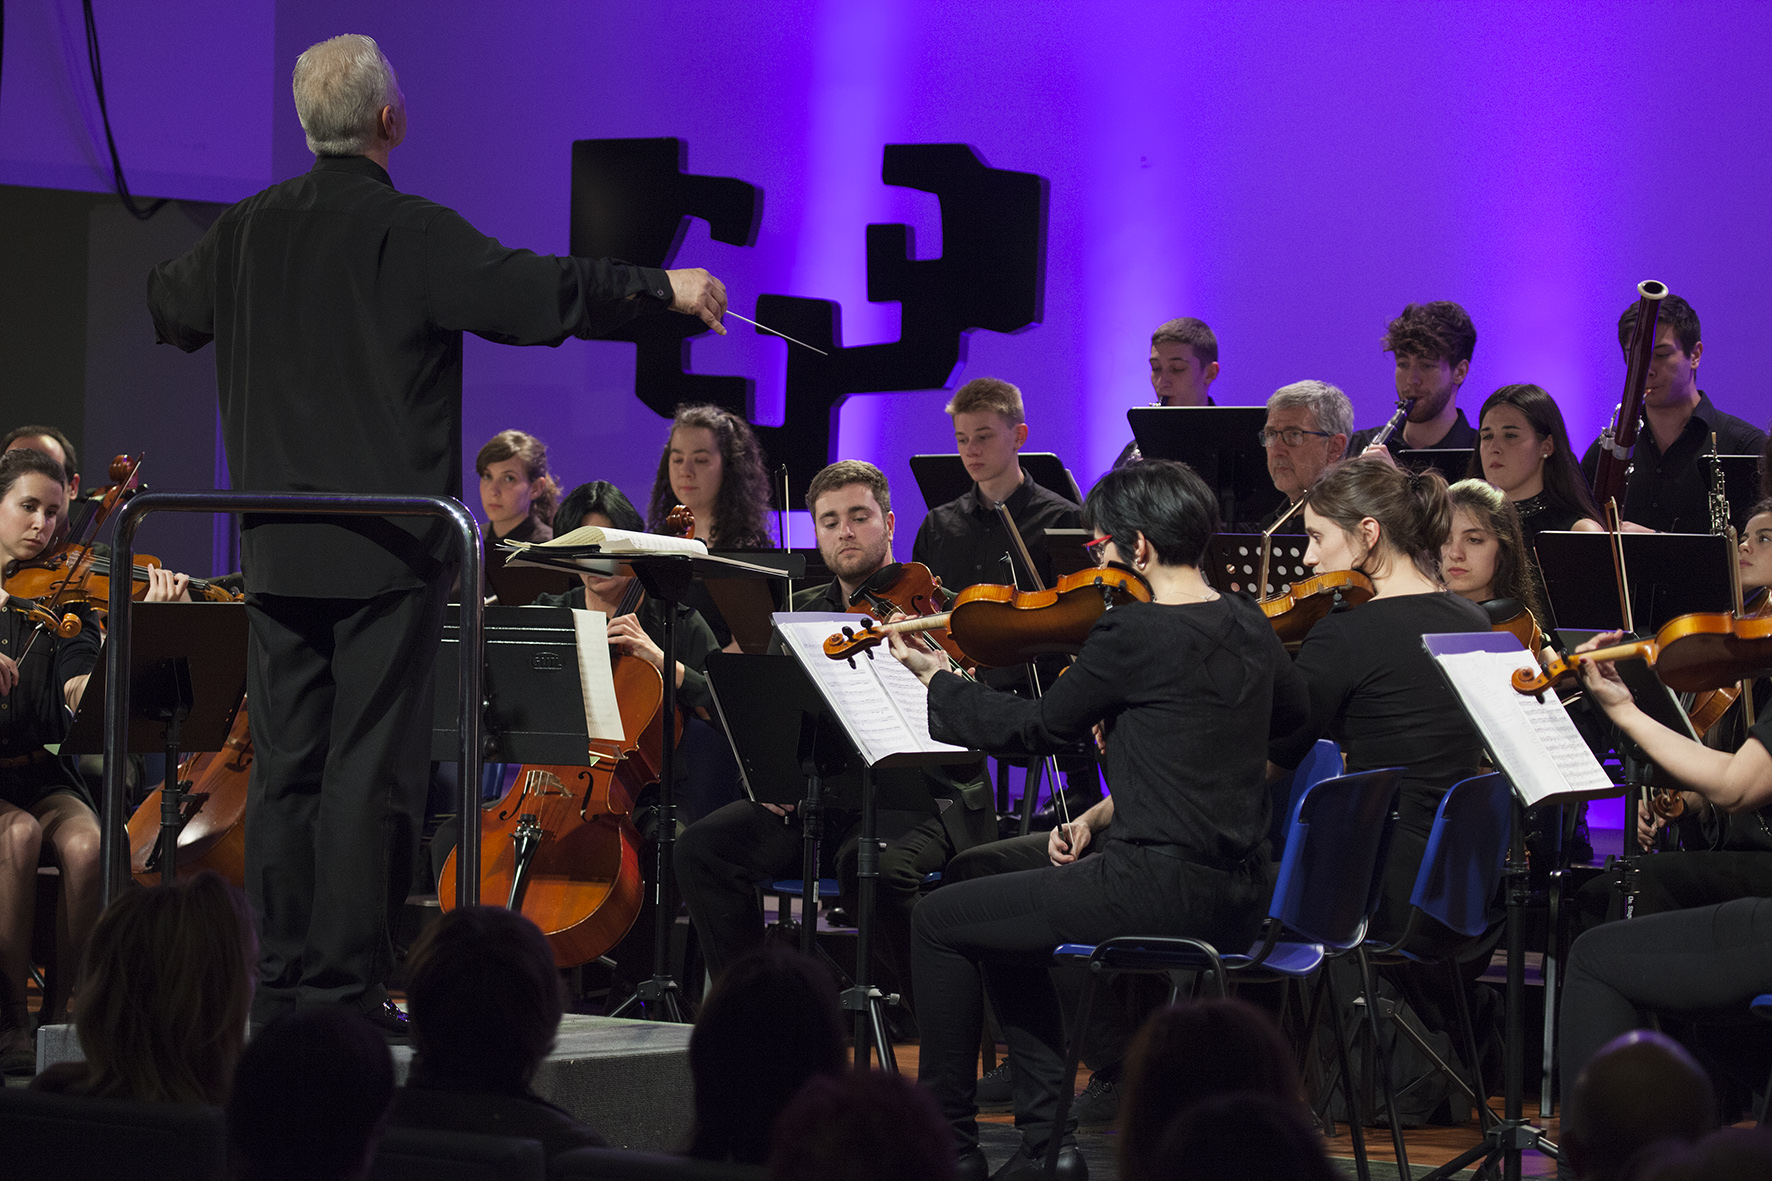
[5,544,240,607]
[1259,570,1376,649]
[437,506,696,966]
[1512,609,1772,697]
[825,564,1153,668]
[1,596,82,639]
[126,695,251,887]
[1480,598,1546,655]
[844,561,969,667]
[1681,591,1772,737]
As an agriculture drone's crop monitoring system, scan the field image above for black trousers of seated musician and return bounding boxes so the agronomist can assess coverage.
[1575,850,1772,932]
[944,832,1136,1074]
[913,842,1268,1158]
[243,582,448,1019]
[674,798,992,1011]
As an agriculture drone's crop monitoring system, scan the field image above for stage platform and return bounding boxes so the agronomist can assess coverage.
[37,1012,695,1152]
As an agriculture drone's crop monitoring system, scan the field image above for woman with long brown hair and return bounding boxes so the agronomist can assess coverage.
[1443,478,1548,625]
[1465,384,1602,541]
[645,404,773,550]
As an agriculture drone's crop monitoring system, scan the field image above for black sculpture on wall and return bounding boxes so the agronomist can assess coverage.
[570,138,1048,503]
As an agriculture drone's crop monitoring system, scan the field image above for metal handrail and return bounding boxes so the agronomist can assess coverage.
[99,491,483,908]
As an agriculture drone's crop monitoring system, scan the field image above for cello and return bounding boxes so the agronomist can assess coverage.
[437,509,695,967]
[126,696,252,887]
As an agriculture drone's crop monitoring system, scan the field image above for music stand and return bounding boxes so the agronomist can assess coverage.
[429,605,602,765]
[1042,529,1094,579]
[1204,533,1313,600]
[908,453,1083,510]
[1394,447,1475,483]
[507,546,803,1021]
[1533,531,1734,632]
[1127,406,1284,528]
[63,603,248,882]
[485,560,576,608]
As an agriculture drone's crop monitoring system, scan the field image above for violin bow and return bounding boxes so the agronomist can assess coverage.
[992,502,1072,827]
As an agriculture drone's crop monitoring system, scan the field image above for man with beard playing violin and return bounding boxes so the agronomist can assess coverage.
[674,461,995,1015]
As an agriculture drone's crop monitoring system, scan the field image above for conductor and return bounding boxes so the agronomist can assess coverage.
[146,34,727,1034]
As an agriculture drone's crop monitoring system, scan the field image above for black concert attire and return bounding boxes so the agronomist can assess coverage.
[1578,393,1767,534]
[1348,407,1479,460]
[1558,712,1772,1116]
[672,574,996,1006]
[0,604,99,812]
[912,468,1082,597]
[147,153,671,1021]
[388,1070,607,1159]
[911,595,1307,1159]
[1268,592,1491,943]
[1510,491,1589,546]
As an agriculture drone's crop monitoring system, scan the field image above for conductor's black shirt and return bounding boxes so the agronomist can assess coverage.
[1578,393,1767,534]
[147,155,671,598]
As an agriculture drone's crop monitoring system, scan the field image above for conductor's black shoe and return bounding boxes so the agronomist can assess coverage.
[359,999,413,1044]
[975,1061,1014,1111]
[993,1144,1086,1181]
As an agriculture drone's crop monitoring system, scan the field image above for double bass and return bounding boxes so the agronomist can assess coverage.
[437,509,695,967]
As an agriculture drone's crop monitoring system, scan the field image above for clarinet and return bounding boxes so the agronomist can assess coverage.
[1369,395,1417,450]
[1707,432,1731,535]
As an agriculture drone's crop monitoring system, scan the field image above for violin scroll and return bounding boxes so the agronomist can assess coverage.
[4,598,82,639]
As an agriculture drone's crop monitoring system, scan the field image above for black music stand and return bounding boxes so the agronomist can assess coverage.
[430,605,603,766]
[64,603,247,883]
[1533,531,1733,633]
[703,651,937,1040]
[506,546,803,1021]
[909,453,1084,510]
[1394,446,1475,483]
[1127,406,1284,528]
[1204,533,1313,600]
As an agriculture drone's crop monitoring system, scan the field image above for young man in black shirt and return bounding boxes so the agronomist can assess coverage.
[1113,317,1221,468]
[1578,293,1766,533]
[1350,300,1481,460]
[147,34,727,1035]
[675,461,995,1012]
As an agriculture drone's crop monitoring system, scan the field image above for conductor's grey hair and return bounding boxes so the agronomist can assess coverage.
[292,34,403,157]
[1267,380,1354,453]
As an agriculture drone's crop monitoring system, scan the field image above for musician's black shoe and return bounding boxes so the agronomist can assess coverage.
[975,1060,1014,1111]
[358,999,413,1045]
[1071,1068,1121,1127]
[955,1146,989,1181]
[993,1144,1087,1180]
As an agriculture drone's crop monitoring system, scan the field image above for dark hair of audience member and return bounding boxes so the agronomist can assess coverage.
[766,1069,957,1181]
[403,905,564,1091]
[1618,1127,1772,1181]
[688,944,846,1164]
[228,1007,395,1181]
[29,872,255,1104]
[1145,1091,1338,1181]
[1562,1030,1716,1181]
[1118,999,1304,1181]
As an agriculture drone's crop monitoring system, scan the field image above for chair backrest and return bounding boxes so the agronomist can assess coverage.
[551,1146,770,1181]
[1267,739,1343,858]
[1269,767,1403,950]
[370,1125,546,1181]
[0,1086,227,1181]
[1410,772,1511,939]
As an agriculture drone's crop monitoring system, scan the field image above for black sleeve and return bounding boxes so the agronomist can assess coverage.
[1266,626,1311,741]
[925,613,1130,756]
[422,206,672,345]
[1268,617,1356,770]
[911,515,934,571]
[147,230,219,352]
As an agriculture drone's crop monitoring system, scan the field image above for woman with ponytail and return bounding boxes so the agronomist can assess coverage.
[1267,457,1491,946]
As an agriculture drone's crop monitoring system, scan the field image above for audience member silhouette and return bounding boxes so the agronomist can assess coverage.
[30,871,255,1103]
[767,1069,958,1181]
[1617,1127,1772,1181]
[386,905,606,1157]
[1145,1091,1338,1181]
[227,1007,394,1181]
[1561,1030,1716,1181]
[1116,999,1305,1181]
[688,944,845,1164]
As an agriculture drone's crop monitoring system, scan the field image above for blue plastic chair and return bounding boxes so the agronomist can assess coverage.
[1362,773,1512,1153]
[1043,766,1406,1181]
[1268,739,1343,860]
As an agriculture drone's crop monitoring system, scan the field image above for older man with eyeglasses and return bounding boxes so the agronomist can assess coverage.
[1256,381,1354,532]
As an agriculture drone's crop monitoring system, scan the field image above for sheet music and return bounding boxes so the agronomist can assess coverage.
[772,616,971,766]
[570,609,626,743]
[1434,648,1618,806]
[525,525,709,556]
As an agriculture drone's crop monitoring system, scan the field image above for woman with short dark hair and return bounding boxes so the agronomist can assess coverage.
[891,459,1308,1179]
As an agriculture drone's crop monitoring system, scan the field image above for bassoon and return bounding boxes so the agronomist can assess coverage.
[1591,280,1668,505]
